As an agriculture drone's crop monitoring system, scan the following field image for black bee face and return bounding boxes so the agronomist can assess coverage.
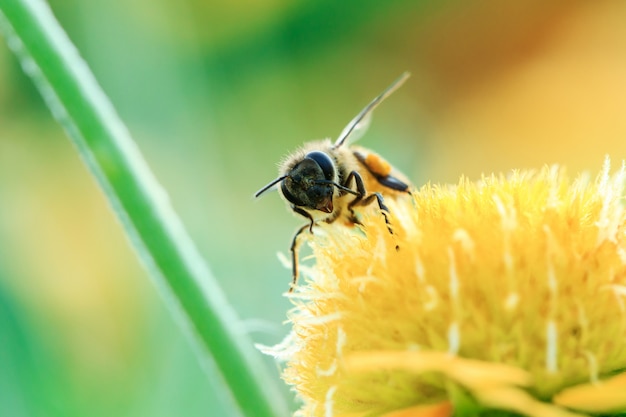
[281,151,336,213]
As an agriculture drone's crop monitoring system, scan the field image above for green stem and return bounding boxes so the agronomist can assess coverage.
[0,1,288,416]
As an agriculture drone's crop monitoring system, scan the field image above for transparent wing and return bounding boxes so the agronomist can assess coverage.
[333,72,410,149]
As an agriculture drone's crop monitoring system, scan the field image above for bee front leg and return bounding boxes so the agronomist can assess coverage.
[344,171,393,234]
[289,207,315,292]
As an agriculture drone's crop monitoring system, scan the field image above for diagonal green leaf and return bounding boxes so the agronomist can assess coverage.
[0,1,289,416]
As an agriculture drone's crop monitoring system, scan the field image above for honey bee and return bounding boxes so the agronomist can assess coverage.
[255,72,413,292]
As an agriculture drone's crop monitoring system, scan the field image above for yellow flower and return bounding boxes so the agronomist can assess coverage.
[277,158,626,417]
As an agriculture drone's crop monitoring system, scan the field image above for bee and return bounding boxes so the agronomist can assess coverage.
[255,72,413,292]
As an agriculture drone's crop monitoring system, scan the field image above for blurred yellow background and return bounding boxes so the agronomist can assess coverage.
[1,0,625,416]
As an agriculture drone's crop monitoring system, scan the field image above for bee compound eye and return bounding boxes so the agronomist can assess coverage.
[281,180,303,206]
[305,151,335,181]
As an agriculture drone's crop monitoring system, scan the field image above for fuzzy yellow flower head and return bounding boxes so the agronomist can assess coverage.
[274,159,626,417]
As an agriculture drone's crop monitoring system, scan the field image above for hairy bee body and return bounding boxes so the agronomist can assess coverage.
[278,139,410,227]
[256,73,413,292]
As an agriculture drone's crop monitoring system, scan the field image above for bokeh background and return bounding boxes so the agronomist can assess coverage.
[1,0,626,416]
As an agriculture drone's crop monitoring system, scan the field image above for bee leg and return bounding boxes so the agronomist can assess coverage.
[289,208,315,292]
[293,207,316,233]
[359,192,400,251]
[357,192,394,235]
[342,171,366,221]
[344,171,393,235]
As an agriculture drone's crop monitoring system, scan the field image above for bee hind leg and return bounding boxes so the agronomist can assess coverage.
[355,192,394,236]
[344,171,394,237]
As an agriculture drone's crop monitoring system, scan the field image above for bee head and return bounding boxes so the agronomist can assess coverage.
[281,151,336,213]
[256,150,358,215]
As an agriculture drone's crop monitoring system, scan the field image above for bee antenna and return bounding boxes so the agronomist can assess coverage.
[255,175,288,198]
[315,179,359,196]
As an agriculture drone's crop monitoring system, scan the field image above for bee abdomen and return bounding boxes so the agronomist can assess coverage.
[354,151,410,192]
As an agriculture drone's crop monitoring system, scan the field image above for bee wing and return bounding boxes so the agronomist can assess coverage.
[334,106,373,148]
[333,72,410,149]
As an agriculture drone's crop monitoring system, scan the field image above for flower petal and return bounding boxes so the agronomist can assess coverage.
[379,402,453,417]
[552,371,626,413]
[344,350,531,389]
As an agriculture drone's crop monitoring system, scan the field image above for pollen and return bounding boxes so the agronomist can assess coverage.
[274,158,626,417]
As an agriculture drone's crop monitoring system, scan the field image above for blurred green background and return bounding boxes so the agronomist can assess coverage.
[1,0,626,416]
